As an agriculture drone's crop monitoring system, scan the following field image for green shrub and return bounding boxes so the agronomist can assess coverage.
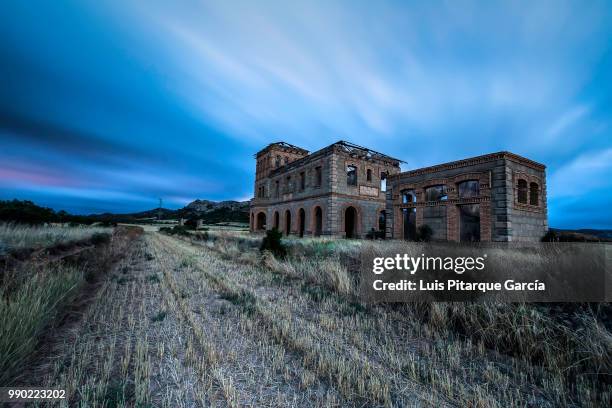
[159,225,191,237]
[260,228,287,258]
[365,228,385,240]
[192,231,209,241]
[90,232,111,245]
[416,224,433,242]
[151,310,167,322]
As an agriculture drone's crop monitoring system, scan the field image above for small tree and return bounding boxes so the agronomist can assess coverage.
[416,224,433,242]
[541,230,558,242]
[260,228,287,258]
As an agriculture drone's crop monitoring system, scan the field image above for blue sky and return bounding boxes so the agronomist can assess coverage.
[1,1,611,228]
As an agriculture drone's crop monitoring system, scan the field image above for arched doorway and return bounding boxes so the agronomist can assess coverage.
[345,206,357,239]
[378,210,386,238]
[402,208,417,240]
[298,208,305,238]
[314,206,322,237]
[273,211,280,230]
[256,212,266,231]
[284,210,291,236]
[459,204,480,242]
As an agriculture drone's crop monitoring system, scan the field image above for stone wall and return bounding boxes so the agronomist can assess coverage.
[251,146,547,242]
[250,142,401,238]
[386,152,547,242]
[506,159,548,241]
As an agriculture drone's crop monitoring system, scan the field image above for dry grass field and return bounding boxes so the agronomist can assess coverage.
[0,223,111,256]
[1,227,610,407]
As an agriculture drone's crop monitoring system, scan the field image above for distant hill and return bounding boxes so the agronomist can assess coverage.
[177,199,250,223]
[91,199,251,224]
[0,199,251,225]
[549,228,612,242]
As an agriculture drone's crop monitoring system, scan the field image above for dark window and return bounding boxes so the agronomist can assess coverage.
[517,179,528,204]
[300,172,305,191]
[401,189,416,204]
[529,182,539,205]
[275,180,280,197]
[457,180,479,198]
[380,172,387,192]
[347,165,357,186]
[366,168,372,182]
[425,185,447,201]
[315,166,322,187]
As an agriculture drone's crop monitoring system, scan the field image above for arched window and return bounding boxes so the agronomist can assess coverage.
[378,210,386,231]
[425,185,447,201]
[380,172,387,192]
[529,182,539,206]
[401,189,416,204]
[517,179,528,204]
[366,168,372,182]
[457,180,479,198]
[314,166,322,187]
[347,165,357,186]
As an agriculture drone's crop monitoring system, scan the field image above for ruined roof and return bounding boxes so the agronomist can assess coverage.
[331,140,405,164]
[392,151,545,179]
[267,140,402,176]
[255,141,309,158]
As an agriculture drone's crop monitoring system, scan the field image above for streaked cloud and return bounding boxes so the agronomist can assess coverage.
[0,0,610,227]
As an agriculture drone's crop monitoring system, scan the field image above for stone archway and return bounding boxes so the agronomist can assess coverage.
[378,210,386,236]
[298,208,306,238]
[345,206,357,239]
[256,212,266,231]
[273,211,280,230]
[284,210,292,236]
[313,206,323,237]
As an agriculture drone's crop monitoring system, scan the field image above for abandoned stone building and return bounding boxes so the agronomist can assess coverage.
[250,141,401,238]
[250,142,548,242]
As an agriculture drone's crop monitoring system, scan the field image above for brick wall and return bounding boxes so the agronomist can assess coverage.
[251,142,401,238]
[386,152,547,242]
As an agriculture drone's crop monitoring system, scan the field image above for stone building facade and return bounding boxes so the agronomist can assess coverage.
[250,141,401,238]
[250,143,548,242]
[386,151,547,242]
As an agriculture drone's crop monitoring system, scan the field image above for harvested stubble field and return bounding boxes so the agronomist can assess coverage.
[1,227,610,407]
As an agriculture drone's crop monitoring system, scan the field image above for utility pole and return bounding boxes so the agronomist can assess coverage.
[158,198,163,221]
